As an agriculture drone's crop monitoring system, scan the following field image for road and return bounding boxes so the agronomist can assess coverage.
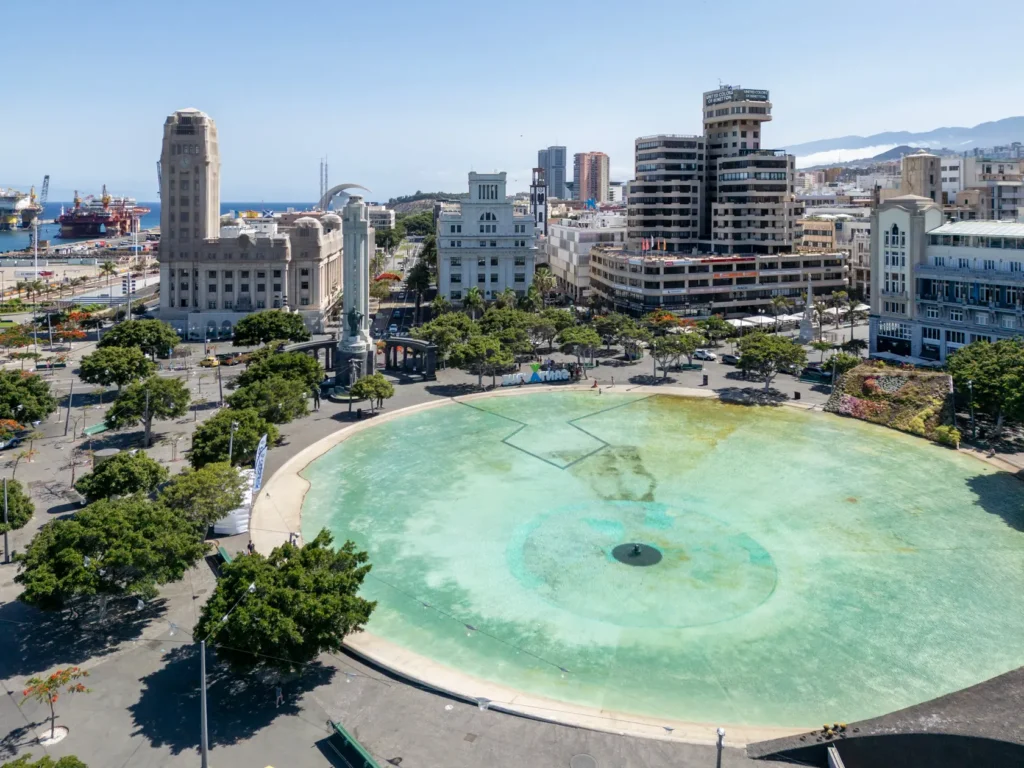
[371,240,421,338]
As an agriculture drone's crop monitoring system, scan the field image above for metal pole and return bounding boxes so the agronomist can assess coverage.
[47,312,53,351]
[64,381,74,436]
[200,639,209,768]
[3,478,9,565]
[217,364,224,407]
[144,388,150,447]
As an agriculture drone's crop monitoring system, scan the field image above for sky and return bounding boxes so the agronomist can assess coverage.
[4,0,1022,202]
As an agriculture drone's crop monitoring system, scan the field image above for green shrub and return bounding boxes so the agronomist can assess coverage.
[934,425,961,447]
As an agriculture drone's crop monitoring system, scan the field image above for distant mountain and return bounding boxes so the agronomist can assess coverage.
[785,117,1024,167]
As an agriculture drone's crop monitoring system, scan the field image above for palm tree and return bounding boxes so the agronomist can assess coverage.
[14,281,27,302]
[463,286,484,320]
[27,280,44,305]
[830,290,849,330]
[770,295,793,330]
[100,260,118,297]
[495,287,517,310]
[533,267,555,307]
[813,302,829,341]
[406,259,432,325]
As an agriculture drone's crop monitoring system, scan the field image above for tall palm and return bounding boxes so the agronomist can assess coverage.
[28,280,44,305]
[533,267,555,307]
[813,302,829,341]
[463,286,484,320]
[14,281,27,302]
[495,287,517,310]
[100,260,118,297]
[830,290,849,330]
[770,295,793,331]
[406,259,431,325]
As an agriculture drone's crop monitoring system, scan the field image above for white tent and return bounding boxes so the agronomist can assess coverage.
[778,313,805,323]
[743,315,776,327]
[727,318,755,328]
[853,303,870,312]
[823,307,843,317]
[213,468,256,536]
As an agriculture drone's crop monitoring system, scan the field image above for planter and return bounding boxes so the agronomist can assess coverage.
[37,725,69,745]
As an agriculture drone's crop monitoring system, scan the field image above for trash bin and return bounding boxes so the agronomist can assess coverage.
[794,391,801,400]
[357,408,363,419]
[702,374,709,386]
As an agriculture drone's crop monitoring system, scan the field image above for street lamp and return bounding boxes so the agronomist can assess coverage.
[967,379,976,440]
[228,421,239,464]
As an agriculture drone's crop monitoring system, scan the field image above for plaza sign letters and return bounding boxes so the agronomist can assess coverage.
[502,364,571,387]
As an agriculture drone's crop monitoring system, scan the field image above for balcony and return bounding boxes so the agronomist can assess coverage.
[915,263,1024,283]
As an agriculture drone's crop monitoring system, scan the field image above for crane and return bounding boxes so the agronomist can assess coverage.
[38,175,49,208]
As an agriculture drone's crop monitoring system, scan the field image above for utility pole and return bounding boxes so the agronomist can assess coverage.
[200,640,209,768]
[64,381,74,436]
[228,421,239,464]
[144,387,151,448]
[217,364,224,407]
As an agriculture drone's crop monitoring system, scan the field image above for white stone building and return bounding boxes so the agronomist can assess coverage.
[436,172,537,303]
[156,108,342,340]
[546,212,627,302]
[367,205,396,231]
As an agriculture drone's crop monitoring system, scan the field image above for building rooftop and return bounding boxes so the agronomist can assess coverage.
[929,220,1024,237]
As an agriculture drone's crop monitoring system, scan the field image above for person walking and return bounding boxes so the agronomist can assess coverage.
[275,685,284,708]
[312,388,321,412]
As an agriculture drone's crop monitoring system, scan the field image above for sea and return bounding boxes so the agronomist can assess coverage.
[0,201,316,253]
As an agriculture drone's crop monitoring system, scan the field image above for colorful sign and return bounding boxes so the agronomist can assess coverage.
[501,363,571,387]
[252,434,269,493]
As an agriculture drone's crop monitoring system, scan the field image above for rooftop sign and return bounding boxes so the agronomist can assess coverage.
[705,87,769,106]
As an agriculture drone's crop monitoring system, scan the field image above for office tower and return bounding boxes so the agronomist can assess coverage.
[626,134,704,252]
[538,146,567,199]
[160,108,221,244]
[573,152,611,204]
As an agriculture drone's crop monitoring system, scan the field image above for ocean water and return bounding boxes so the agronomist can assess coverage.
[0,201,315,253]
[300,391,1024,728]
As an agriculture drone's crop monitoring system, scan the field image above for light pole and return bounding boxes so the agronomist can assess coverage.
[967,379,976,440]
[228,421,239,464]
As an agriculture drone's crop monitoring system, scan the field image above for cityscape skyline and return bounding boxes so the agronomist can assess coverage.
[4,0,1022,201]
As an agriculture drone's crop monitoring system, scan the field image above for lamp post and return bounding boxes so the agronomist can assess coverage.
[967,379,976,440]
[228,421,239,464]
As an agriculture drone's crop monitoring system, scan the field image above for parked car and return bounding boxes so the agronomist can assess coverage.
[779,361,801,375]
[388,324,399,334]
[721,353,740,365]
[216,353,242,366]
[199,355,220,368]
[694,349,717,361]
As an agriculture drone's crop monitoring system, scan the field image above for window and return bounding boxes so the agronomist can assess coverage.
[922,327,941,340]
[950,309,964,322]
[273,283,281,292]
[224,284,233,292]
[926,307,939,319]
[208,283,217,293]
[273,270,282,278]
[451,290,462,300]
[477,257,486,267]
[514,273,526,283]
[450,257,462,267]
[1003,316,1016,329]
[224,300,233,310]
[179,281,189,290]
[480,212,497,221]
[180,197,189,206]
[208,300,217,309]
[207,270,217,278]
[257,271,266,278]
[480,240,487,247]
[300,298,310,306]
[477,274,485,283]
[256,299,266,308]
[490,241,497,248]
[180,212,189,223]
[450,240,457,247]
[983,259,996,271]
[945,329,966,344]
[241,270,250,278]
[958,258,970,269]
[240,284,249,292]
[257,283,266,292]
[450,274,462,284]
[490,257,498,266]
[490,273,499,283]
[180,299,188,307]
[976,312,988,325]
[301,281,309,290]
[1011,262,1022,273]
[300,268,309,276]
[515,256,526,266]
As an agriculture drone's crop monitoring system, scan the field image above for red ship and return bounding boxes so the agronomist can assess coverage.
[58,185,150,239]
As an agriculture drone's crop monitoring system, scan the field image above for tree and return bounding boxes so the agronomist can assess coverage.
[697,314,734,347]
[406,259,432,324]
[106,376,190,447]
[947,338,1024,436]
[841,337,868,354]
[190,408,279,468]
[526,316,556,356]
[642,309,683,336]
[236,351,324,394]
[99,260,118,294]
[462,285,484,319]
[414,311,478,364]
[375,228,400,255]
[825,352,861,379]
[73,451,169,503]
[98,319,180,359]
[812,302,829,340]
[450,334,507,388]
[831,290,849,329]
[157,462,246,529]
[1,755,89,768]
[20,667,91,742]
[227,374,309,424]
[15,498,207,611]
[650,337,683,379]
[369,279,393,302]
[232,309,311,347]
[540,308,575,335]
[811,339,834,363]
[557,326,601,372]
[0,370,58,423]
[0,478,34,536]
[397,211,435,237]
[618,320,651,361]
[494,287,518,310]
[737,332,807,393]
[78,347,155,392]
[675,330,706,366]
[593,313,629,351]
[518,284,542,313]
[349,373,395,413]
[430,294,452,316]
[532,267,555,307]
[770,295,793,328]
[194,529,374,673]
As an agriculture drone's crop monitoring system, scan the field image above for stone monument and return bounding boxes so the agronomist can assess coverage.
[798,275,816,344]
[337,195,376,386]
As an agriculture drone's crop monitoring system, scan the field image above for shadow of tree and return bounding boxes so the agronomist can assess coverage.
[627,374,678,386]
[0,597,167,680]
[0,720,45,760]
[128,645,336,755]
[424,383,481,398]
[715,386,788,406]
[966,473,1024,532]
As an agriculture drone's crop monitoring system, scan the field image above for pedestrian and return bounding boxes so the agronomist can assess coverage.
[611,376,615,387]
[275,685,284,708]
[313,389,321,412]
[247,540,255,555]
[591,379,598,389]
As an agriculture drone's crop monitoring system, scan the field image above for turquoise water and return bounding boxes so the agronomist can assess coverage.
[301,392,1024,727]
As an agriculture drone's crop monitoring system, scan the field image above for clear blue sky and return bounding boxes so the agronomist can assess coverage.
[4,0,1020,201]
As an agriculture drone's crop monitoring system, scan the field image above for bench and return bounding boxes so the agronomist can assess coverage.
[327,720,381,768]
[83,423,108,436]
[217,546,233,564]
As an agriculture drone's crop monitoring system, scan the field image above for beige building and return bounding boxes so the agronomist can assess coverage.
[899,150,941,203]
[796,215,839,251]
[546,212,626,301]
[573,151,611,203]
[157,108,342,340]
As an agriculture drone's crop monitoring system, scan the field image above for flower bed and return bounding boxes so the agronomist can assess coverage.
[825,363,954,442]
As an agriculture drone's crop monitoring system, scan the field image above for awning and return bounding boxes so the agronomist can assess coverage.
[779,313,805,323]
[853,303,870,312]
[743,315,776,327]
[727,318,755,328]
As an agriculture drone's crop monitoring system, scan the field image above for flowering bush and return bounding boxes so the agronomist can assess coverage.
[862,377,882,396]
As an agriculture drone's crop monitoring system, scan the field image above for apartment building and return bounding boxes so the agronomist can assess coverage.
[436,172,537,303]
[625,134,704,253]
[587,247,847,318]
[538,146,568,199]
[157,108,342,339]
[940,155,964,202]
[796,215,839,251]
[962,156,1024,221]
[573,151,611,203]
[545,212,626,302]
[869,195,1024,362]
[367,205,396,231]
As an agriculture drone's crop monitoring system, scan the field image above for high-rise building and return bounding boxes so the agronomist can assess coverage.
[157,108,343,339]
[899,150,941,204]
[538,146,567,199]
[530,167,547,236]
[626,135,704,252]
[701,85,796,254]
[573,151,611,203]
[436,172,537,303]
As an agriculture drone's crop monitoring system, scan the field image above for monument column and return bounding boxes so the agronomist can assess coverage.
[337,195,376,386]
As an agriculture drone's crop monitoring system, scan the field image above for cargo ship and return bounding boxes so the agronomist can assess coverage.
[58,186,150,239]
[0,188,31,231]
